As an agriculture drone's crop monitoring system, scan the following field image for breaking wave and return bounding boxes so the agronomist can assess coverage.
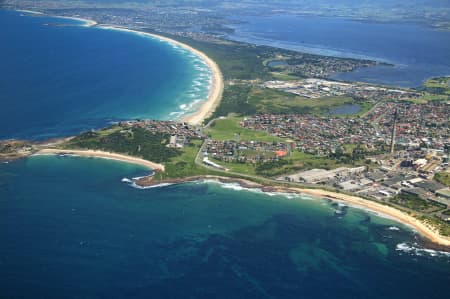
[396,242,450,257]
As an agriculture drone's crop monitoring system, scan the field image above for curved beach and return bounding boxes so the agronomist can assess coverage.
[99,25,224,125]
[134,175,450,248]
[61,16,98,27]
[19,10,98,27]
[36,149,165,172]
[291,187,450,247]
[38,12,222,125]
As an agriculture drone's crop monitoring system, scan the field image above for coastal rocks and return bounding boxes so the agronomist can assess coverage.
[134,175,264,189]
[0,140,35,162]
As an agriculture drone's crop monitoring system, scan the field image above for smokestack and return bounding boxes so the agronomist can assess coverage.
[390,109,398,155]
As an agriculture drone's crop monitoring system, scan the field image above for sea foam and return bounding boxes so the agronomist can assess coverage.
[396,243,450,257]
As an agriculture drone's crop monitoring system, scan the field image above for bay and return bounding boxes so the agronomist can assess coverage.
[0,10,211,140]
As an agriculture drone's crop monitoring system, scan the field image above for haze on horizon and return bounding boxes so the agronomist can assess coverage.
[4,0,449,22]
[5,0,450,8]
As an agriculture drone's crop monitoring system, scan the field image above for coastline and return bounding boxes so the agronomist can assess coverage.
[16,10,98,27]
[59,16,98,27]
[15,10,221,124]
[8,10,448,249]
[135,175,450,248]
[99,25,224,126]
[293,187,450,248]
[16,9,44,15]
[35,149,165,172]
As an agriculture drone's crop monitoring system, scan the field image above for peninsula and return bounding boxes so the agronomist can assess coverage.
[1,11,449,250]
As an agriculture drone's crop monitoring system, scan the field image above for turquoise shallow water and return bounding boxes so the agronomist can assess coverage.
[1,156,450,298]
[0,10,211,140]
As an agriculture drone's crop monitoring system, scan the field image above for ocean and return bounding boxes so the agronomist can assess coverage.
[0,10,211,140]
[227,14,450,87]
[1,155,450,298]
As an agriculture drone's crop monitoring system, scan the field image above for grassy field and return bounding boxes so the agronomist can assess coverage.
[424,77,450,90]
[150,33,272,81]
[205,116,282,142]
[270,71,303,81]
[434,172,450,187]
[414,93,449,103]
[207,85,256,119]
[390,193,446,213]
[214,160,257,176]
[419,215,450,237]
[284,151,358,172]
[208,84,358,120]
[153,140,211,180]
[247,87,354,115]
[417,77,450,102]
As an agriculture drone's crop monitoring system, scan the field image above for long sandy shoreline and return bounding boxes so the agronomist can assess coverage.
[98,25,224,126]
[60,16,98,27]
[18,10,98,27]
[292,187,450,247]
[19,10,223,125]
[135,175,450,248]
[35,149,165,172]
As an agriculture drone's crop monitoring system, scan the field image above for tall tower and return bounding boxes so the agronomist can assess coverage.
[390,109,398,155]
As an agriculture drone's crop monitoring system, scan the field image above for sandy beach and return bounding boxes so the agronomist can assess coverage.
[17,10,44,15]
[19,10,222,125]
[135,175,450,248]
[17,10,97,27]
[36,149,165,172]
[99,25,224,125]
[290,187,450,247]
[61,16,98,27]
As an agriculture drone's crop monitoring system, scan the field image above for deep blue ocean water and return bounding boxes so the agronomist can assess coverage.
[227,15,450,87]
[1,155,450,298]
[0,10,210,140]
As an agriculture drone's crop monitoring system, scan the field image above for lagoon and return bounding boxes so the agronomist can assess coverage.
[330,104,362,115]
[228,15,450,87]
